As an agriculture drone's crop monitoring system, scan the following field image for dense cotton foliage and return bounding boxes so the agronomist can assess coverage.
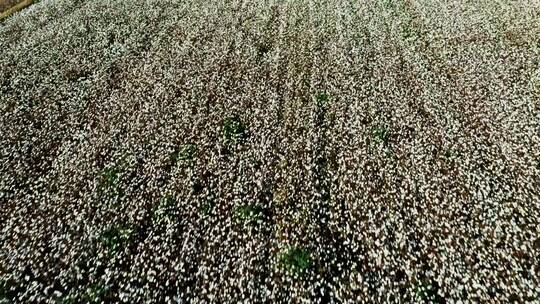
[1,0,539,302]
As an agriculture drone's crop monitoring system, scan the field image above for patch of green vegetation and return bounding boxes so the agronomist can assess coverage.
[222,115,247,142]
[415,280,444,303]
[160,194,176,208]
[83,283,110,304]
[315,91,330,108]
[0,280,7,301]
[402,18,422,41]
[0,278,21,302]
[102,167,119,188]
[55,295,76,304]
[54,281,110,304]
[371,126,390,144]
[256,42,271,57]
[443,148,453,159]
[402,23,416,40]
[381,0,395,9]
[279,246,312,274]
[442,147,459,160]
[199,201,214,216]
[154,194,177,220]
[100,167,123,198]
[172,144,197,162]
[235,204,264,222]
[100,226,133,254]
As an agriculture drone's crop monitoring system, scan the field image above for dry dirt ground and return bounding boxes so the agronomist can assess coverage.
[0,0,21,13]
[1,0,540,303]
[0,0,34,21]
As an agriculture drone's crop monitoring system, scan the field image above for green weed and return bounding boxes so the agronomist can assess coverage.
[315,91,330,108]
[100,167,123,198]
[172,144,197,162]
[371,126,390,144]
[84,283,110,304]
[154,194,177,220]
[102,167,119,188]
[100,226,133,254]
[199,201,214,216]
[402,18,422,41]
[256,42,271,57]
[235,204,264,222]
[0,278,23,302]
[279,246,312,274]
[415,280,444,303]
[222,115,247,142]
[443,148,459,160]
[381,0,395,9]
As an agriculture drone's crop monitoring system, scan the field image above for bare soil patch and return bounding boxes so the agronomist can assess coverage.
[0,0,23,13]
[0,0,33,20]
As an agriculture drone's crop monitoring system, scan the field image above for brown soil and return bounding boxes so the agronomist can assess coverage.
[0,0,33,21]
[0,0,23,13]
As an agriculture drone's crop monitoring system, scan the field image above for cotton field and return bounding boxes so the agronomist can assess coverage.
[0,0,539,303]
